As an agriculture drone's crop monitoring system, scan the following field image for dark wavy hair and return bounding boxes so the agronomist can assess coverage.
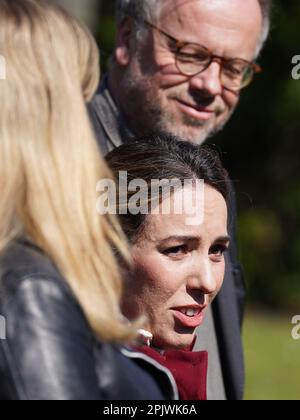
[106,135,229,243]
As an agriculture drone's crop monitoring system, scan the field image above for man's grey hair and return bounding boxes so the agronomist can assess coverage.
[115,0,272,54]
[116,0,161,23]
[257,0,272,54]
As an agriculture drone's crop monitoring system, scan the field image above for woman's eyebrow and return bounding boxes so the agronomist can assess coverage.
[213,235,231,243]
[157,235,231,245]
[159,235,200,243]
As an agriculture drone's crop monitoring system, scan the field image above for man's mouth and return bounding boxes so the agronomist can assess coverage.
[175,99,215,121]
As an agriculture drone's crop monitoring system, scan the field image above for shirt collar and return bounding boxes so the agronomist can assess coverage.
[94,76,134,151]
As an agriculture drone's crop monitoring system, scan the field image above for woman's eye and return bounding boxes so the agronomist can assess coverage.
[163,245,188,257]
[209,244,228,258]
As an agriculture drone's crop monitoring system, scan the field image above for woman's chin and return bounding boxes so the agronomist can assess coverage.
[153,332,195,351]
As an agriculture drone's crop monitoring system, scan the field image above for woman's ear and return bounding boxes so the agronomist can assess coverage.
[115,17,134,67]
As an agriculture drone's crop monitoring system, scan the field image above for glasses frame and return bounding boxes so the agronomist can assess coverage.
[143,20,262,91]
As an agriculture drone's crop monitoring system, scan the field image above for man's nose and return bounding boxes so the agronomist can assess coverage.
[189,62,223,97]
[187,257,217,295]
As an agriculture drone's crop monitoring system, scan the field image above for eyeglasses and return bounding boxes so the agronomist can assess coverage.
[143,20,261,92]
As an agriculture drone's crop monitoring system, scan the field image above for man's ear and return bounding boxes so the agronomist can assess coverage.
[115,17,134,67]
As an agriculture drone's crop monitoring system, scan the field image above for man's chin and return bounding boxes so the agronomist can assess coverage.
[156,112,219,144]
[182,116,230,144]
[167,124,216,145]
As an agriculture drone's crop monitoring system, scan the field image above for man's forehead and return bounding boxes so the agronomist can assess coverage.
[158,0,262,30]
[157,0,263,58]
[158,0,262,19]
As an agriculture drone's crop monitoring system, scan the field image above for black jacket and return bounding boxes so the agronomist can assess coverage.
[0,239,177,400]
[89,81,246,400]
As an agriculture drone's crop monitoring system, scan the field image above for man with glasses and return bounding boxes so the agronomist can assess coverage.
[90,0,271,400]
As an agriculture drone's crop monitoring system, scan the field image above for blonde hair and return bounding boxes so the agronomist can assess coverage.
[0,0,136,342]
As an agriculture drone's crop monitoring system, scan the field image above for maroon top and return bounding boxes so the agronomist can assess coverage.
[138,343,208,400]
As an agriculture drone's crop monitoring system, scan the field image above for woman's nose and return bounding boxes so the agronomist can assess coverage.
[187,257,217,295]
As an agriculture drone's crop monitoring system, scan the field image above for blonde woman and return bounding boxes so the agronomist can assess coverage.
[0,0,176,400]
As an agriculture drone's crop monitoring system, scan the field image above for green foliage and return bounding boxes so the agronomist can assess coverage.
[96,14,116,70]
[244,311,300,400]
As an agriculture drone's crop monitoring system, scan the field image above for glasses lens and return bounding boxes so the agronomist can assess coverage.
[176,44,210,76]
[175,43,256,91]
[221,60,254,90]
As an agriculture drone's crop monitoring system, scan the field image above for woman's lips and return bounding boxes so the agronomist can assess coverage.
[176,99,215,121]
[171,306,206,329]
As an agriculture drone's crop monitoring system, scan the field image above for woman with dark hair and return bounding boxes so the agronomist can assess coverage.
[106,135,229,400]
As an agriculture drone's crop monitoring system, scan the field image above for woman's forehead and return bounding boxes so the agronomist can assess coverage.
[142,186,228,242]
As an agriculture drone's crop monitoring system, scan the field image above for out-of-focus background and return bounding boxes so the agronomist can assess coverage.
[53,0,300,400]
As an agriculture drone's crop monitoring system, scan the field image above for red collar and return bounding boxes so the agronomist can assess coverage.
[137,343,208,400]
